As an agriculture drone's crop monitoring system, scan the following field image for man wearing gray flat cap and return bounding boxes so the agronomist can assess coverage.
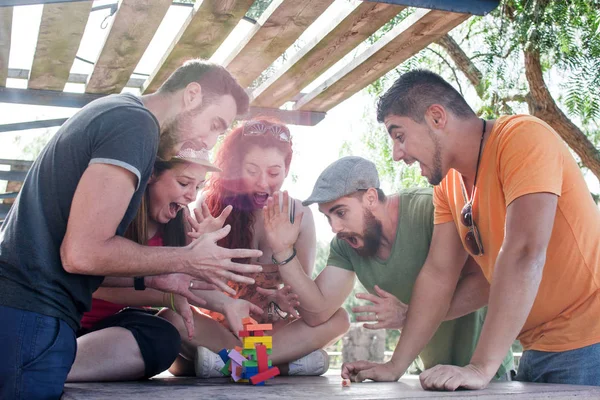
[293,156,513,380]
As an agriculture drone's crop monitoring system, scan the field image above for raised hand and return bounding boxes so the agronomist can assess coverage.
[419,364,492,391]
[263,191,304,256]
[223,298,264,339]
[341,360,402,383]
[256,285,300,319]
[186,202,232,240]
[352,285,408,330]
[185,225,263,294]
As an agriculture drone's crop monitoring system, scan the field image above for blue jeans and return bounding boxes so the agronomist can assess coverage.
[0,305,77,400]
[515,342,600,385]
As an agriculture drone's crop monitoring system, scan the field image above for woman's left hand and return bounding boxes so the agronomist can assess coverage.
[263,191,303,256]
[186,202,232,240]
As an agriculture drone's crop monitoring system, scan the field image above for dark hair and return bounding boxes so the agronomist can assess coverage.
[376,69,475,123]
[124,159,188,247]
[204,118,293,262]
[157,59,250,116]
[351,188,387,203]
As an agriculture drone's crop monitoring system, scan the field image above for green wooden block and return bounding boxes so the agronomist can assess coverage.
[220,359,231,376]
[242,348,272,357]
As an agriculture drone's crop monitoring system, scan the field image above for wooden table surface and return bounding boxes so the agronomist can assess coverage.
[62,374,600,399]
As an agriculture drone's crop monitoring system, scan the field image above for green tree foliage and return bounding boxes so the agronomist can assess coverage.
[345,0,600,197]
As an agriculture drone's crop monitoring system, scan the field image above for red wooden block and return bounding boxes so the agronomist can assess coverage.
[239,330,250,337]
[251,330,265,336]
[256,344,268,373]
[242,316,258,326]
[250,366,280,385]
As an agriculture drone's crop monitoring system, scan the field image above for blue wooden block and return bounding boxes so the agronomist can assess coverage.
[245,366,258,378]
[218,348,230,364]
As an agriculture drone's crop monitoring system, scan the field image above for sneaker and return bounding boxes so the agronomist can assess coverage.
[288,349,330,376]
[194,346,225,378]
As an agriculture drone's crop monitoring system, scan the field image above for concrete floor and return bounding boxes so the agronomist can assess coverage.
[62,372,600,399]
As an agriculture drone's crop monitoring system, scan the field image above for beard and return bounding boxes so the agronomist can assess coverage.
[157,102,207,160]
[427,128,444,186]
[338,208,383,258]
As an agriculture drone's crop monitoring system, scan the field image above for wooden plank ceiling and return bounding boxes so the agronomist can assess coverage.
[0,6,12,87]
[142,0,255,94]
[28,1,92,90]
[86,0,172,94]
[1,0,474,122]
[223,0,336,88]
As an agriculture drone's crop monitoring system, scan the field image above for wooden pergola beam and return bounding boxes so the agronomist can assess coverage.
[294,8,470,112]
[251,2,405,108]
[142,0,254,94]
[28,1,92,91]
[0,87,326,127]
[223,0,335,89]
[0,6,11,87]
[85,0,171,94]
[9,68,146,88]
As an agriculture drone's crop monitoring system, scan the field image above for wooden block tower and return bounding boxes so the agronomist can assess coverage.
[217,316,280,385]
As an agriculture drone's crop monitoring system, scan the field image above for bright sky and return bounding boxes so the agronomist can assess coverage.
[1,1,598,244]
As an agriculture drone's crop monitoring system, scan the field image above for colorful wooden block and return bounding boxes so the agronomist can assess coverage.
[242,359,272,368]
[251,330,265,336]
[244,366,259,379]
[242,336,273,349]
[231,361,243,382]
[246,324,273,331]
[234,346,243,352]
[256,344,269,373]
[242,316,258,326]
[250,366,280,385]
[219,359,231,376]
[227,349,247,365]
[218,348,230,363]
[238,330,250,337]
[242,348,272,357]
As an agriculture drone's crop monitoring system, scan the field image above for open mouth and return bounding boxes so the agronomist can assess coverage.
[168,202,185,218]
[340,235,360,249]
[253,192,270,206]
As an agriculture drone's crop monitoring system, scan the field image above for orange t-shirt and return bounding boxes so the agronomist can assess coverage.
[433,115,600,352]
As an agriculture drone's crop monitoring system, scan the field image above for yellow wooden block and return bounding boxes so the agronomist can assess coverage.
[242,336,273,349]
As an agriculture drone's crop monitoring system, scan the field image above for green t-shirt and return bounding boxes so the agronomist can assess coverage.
[327,187,513,377]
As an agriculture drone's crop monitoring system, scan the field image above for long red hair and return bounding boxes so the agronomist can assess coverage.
[203,118,293,262]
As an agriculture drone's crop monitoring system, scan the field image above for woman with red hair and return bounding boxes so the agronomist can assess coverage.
[161,118,349,377]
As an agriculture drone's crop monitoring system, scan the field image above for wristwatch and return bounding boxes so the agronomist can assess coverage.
[134,277,146,291]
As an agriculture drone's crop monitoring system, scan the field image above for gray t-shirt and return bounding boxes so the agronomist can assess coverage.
[0,93,159,331]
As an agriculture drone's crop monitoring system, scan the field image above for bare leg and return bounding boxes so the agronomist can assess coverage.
[158,308,240,376]
[67,327,145,382]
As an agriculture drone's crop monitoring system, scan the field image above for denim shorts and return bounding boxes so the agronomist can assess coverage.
[515,342,600,386]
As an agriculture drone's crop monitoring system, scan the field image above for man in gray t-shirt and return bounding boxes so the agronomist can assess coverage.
[0,60,261,399]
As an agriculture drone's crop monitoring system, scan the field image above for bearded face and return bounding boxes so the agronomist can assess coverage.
[337,208,383,258]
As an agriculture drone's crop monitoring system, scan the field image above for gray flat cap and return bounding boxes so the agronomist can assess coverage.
[303,156,380,206]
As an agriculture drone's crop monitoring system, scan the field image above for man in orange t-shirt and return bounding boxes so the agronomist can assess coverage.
[341,69,600,389]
